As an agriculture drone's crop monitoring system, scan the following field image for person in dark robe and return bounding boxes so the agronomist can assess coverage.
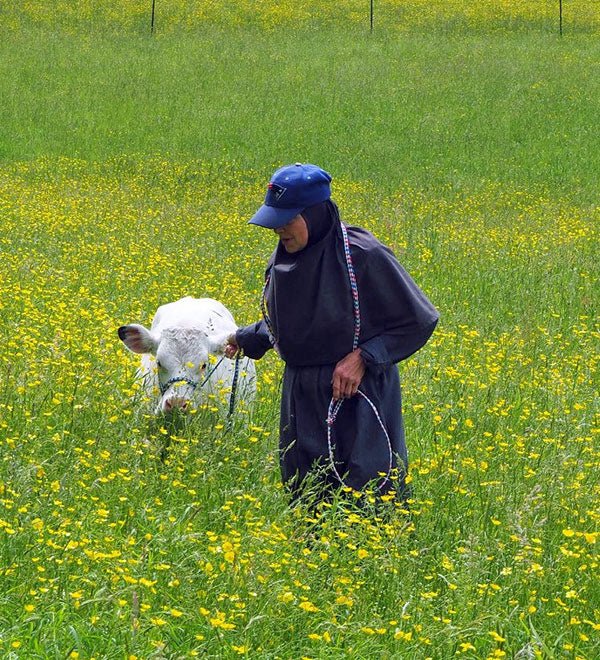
[226,163,439,502]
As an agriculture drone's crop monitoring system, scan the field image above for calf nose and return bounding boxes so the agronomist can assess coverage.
[164,397,189,413]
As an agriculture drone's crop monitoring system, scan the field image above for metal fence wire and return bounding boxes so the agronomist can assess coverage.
[3,1,600,34]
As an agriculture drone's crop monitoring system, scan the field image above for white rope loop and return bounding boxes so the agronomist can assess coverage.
[326,391,393,491]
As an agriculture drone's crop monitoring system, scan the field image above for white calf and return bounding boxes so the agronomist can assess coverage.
[118,297,255,415]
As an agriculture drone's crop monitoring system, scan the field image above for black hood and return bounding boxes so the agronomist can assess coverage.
[264,203,439,367]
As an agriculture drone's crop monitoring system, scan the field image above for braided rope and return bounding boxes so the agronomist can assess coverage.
[326,391,393,490]
[260,274,278,351]
[160,356,240,422]
[326,222,393,491]
[159,375,199,396]
[160,357,224,395]
[161,357,227,395]
[340,222,361,351]
[200,356,226,387]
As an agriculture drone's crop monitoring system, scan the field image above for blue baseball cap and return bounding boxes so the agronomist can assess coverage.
[249,163,332,229]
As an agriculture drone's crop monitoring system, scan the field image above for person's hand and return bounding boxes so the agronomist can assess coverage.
[224,333,239,359]
[332,349,365,400]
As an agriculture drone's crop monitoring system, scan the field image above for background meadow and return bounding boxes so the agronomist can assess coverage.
[0,2,598,658]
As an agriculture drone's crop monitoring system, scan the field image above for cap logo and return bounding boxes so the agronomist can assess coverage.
[268,182,286,201]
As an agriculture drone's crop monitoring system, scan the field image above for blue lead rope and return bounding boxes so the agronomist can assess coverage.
[226,353,242,430]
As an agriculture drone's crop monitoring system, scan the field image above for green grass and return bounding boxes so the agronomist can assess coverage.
[1,29,599,202]
[0,11,598,660]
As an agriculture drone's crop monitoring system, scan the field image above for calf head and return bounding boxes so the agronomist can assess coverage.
[118,324,230,414]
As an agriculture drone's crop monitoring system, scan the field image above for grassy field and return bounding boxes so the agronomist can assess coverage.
[0,2,598,659]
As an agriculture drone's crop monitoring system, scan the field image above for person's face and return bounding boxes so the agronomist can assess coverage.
[274,214,308,253]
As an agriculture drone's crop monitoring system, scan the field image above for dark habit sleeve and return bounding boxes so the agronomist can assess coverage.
[355,239,439,373]
[359,319,438,374]
[235,320,273,360]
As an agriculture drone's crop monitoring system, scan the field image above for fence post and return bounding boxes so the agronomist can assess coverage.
[370,0,374,31]
[151,0,156,34]
[559,0,563,36]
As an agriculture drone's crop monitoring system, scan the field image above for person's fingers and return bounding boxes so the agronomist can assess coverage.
[332,380,341,400]
[339,377,355,399]
[347,379,360,397]
[333,368,363,399]
[224,342,238,358]
[340,380,349,399]
[332,372,344,400]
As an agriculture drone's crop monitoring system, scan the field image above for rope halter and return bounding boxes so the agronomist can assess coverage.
[159,376,199,396]
[158,356,225,396]
[159,354,242,423]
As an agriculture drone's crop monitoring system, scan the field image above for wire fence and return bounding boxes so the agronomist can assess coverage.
[3,0,600,34]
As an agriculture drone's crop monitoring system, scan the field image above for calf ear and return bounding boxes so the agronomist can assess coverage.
[207,331,232,356]
[118,324,158,354]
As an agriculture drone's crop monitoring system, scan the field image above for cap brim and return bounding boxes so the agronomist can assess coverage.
[248,204,303,229]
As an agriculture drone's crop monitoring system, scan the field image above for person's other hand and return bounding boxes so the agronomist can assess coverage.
[224,334,239,359]
[332,349,365,400]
